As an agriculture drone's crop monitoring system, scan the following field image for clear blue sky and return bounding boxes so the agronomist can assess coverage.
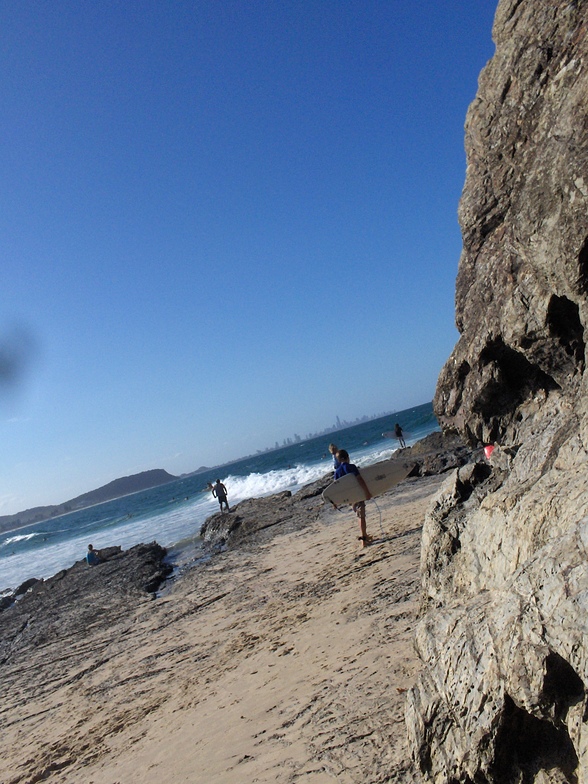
[1,1,497,515]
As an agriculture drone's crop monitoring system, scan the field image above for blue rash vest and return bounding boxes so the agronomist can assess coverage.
[334,462,359,480]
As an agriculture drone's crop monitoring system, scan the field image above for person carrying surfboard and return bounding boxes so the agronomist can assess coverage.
[328,443,341,472]
[334,450,373,547]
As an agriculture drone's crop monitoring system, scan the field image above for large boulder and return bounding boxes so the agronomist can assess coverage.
[200,475,332,548]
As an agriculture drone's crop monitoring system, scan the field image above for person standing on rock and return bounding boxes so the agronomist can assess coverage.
[394,423,406,448]
[335,450,373,547]
[212,479,230,512]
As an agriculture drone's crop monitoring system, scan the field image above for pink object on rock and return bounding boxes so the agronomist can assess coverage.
[484,445,495,460]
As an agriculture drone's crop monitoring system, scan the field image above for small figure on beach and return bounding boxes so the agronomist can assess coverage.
[212,479,230,512]
[335,449,373,547]
[85,544,101,566]
[394,423,406,448]
[328,443,341,472]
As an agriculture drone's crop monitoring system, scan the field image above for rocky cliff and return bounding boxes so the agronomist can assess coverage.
[406,2,588,782]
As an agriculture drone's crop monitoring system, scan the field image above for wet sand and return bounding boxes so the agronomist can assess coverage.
[1,473,444,784]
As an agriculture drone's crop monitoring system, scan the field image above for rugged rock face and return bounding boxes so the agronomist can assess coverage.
[407,2,588,783]
[436,0,588,447]
[397,431,472,476]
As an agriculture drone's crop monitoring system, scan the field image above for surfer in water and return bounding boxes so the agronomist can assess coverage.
[334,450,373,547]
[394,423,406,448]
[212,479,230,512]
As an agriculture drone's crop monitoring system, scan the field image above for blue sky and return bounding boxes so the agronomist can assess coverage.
[1,1,497,514]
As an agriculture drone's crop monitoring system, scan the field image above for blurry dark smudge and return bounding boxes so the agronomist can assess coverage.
[0,325,39,393]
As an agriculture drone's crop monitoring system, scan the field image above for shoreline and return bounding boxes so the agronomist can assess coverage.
[1,405,432,537]
[0,406,440,593]
[1,435,466,783]
[1,431,467,606]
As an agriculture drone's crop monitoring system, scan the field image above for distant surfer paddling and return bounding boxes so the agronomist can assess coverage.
[212,479,230,512]
[334,450,373,548]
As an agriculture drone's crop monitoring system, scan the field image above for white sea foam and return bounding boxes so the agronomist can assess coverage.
[2,532,40,547]
[354,445,398,466]
[222,462,329,503]
[1,537,89,592]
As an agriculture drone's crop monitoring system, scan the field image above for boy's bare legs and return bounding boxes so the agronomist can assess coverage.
[354,502,372,547]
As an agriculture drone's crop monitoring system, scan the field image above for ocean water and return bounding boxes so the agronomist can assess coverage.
[0,401,439,595]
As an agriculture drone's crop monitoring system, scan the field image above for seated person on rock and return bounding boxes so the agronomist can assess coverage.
[86,543,101,566]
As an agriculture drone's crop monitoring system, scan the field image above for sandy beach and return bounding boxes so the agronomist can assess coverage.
[1,472,445,784]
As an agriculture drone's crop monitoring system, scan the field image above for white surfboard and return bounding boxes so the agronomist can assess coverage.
[322,459,414,507]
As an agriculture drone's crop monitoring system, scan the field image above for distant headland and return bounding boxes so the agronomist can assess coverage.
[0,469,179,535]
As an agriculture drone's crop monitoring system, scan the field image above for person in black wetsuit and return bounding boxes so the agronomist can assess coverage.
[394,423,406,448]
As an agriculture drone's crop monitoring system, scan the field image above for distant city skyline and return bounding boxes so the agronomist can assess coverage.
[267,409,401,452]
[188,405,416,473]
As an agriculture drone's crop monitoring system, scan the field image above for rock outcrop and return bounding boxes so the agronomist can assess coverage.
[0,542,171,665]
[407,2,588,782]
[396,431,472,477]
[200,476,336,548]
